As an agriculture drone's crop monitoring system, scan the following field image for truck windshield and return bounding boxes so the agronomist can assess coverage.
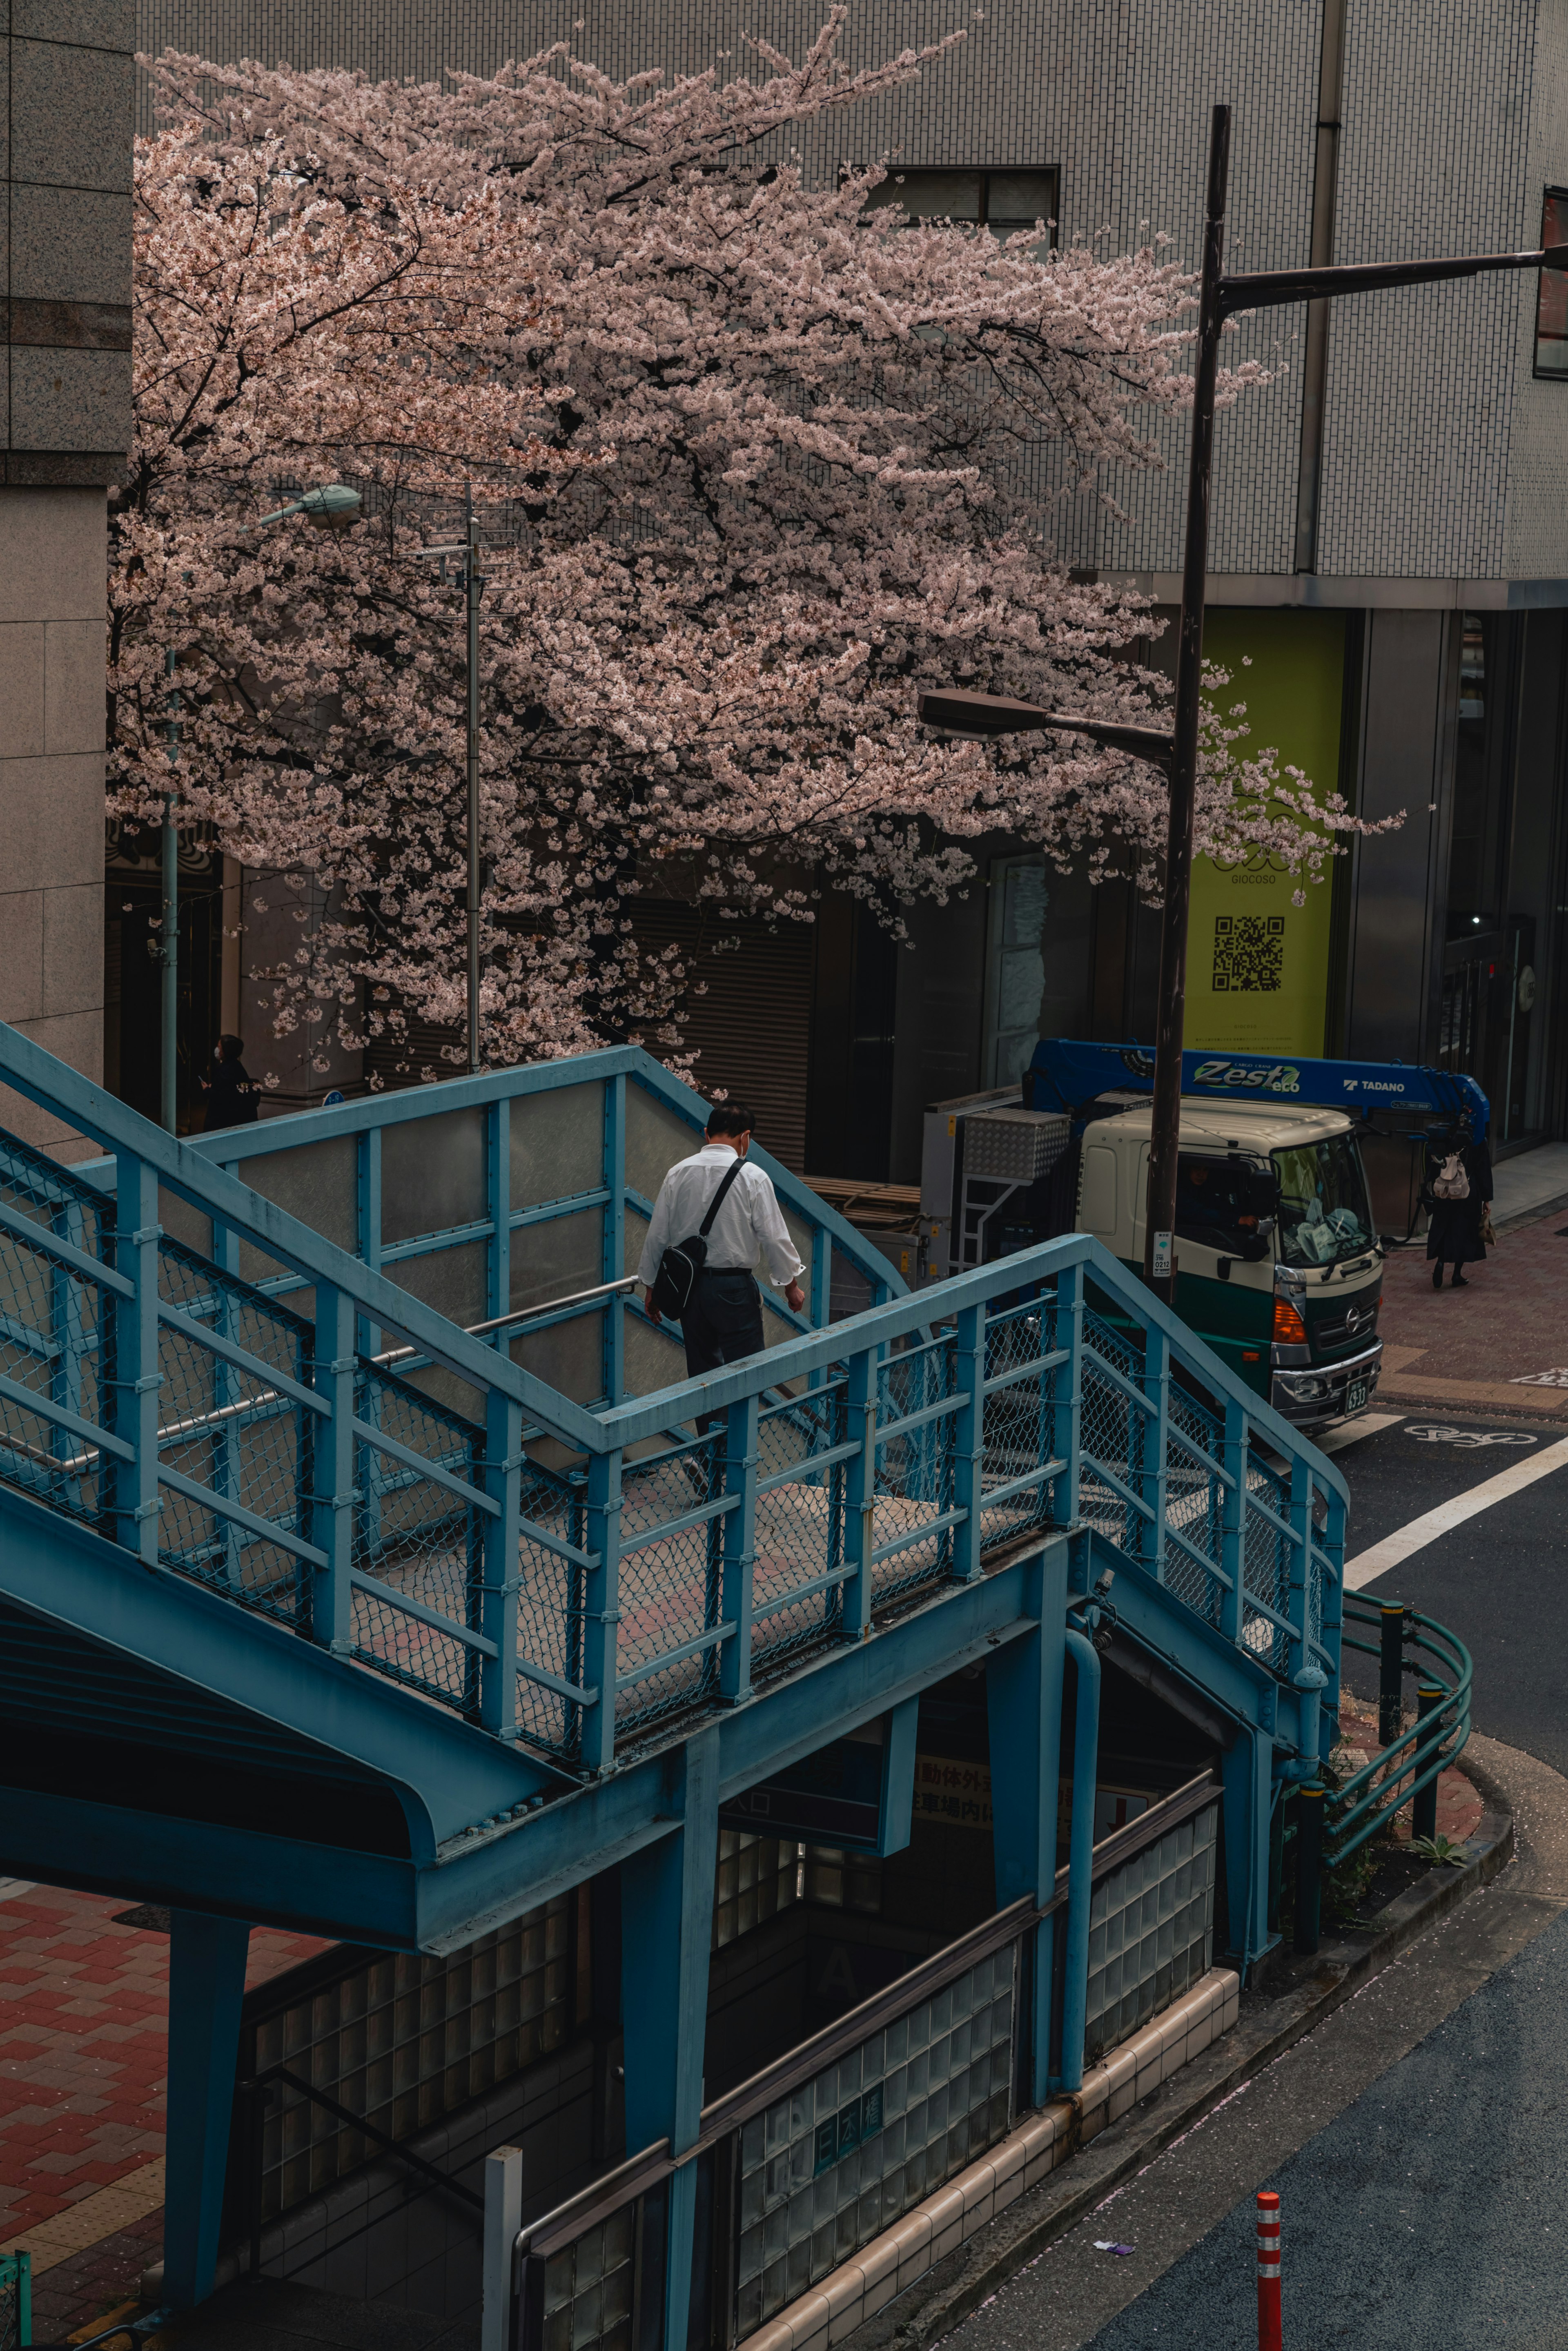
[1272,1137,1374,1268]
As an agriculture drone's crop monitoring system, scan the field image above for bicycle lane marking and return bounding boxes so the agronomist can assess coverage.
[1343,1431,1568,1591]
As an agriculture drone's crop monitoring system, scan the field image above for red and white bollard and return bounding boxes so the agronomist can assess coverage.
[1255,2191,1282,2351]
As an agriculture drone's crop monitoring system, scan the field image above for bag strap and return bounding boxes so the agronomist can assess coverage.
[697,1153,746,1239]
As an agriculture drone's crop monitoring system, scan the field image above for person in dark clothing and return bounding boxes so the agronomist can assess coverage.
[1424,1134,1492,1288]
[200,1034,261,1129]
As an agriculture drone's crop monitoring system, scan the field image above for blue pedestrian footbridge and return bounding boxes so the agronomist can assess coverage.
[0,1028,1378,2335]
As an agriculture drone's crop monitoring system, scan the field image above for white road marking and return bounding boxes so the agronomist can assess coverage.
[1316,1411,1404,1457]
[0,1879,35,1902]
[1343,1432,1568,1591]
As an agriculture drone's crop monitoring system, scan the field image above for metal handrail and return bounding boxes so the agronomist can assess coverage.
[240,2060,483,2282]
[1327,1599,1473,1861]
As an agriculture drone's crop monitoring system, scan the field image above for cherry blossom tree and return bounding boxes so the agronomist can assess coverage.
[109,11,1383,1079]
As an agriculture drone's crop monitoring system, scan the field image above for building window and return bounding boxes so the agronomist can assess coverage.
[1534,189,1568,377]
[803,1845,883,1913]
[982,856,1050,1089]
[712,1832,803,1950]
[864,168,1057,252]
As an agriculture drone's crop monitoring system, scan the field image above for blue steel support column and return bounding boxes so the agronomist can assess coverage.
[950,1304,985,1582]
[621,1727,719,2351]
[113,1154,163,1563]
[1222,1725,1276,1972]
[163,1909,252,2306]
[486,1099,511,1339]
[603,1075,626,1407]
[354,1126,383,1358]
[985,1545,1068,2106]
[582,1448,623,1773]
[481,1389,523,1738]
[1219,1398,1246,1644]
[841,1346,877,1639]
[1050,1264,1081,1527]
[1058,1625,1101,2095]
[310,1283,356,1653]
[1321,1485,1346,1755]
[718,1394,758,1705]
[1141,1326,1170,1583]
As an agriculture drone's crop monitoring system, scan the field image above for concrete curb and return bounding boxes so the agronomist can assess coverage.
[849,1784,1514,2351]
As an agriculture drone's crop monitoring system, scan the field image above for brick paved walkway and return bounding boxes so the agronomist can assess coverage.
[1379,1208,1568,1416]
[0,1883,330,2329]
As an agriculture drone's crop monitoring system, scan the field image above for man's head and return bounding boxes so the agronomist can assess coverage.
[706,1100,756,1154]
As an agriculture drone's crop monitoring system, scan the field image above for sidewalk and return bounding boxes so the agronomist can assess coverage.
[1379,1201,1568,1420]
[0,1885,330,2338]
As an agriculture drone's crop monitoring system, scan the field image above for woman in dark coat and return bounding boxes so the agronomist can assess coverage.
[200,1034,261,1129]
[1424,1134,1493,1288]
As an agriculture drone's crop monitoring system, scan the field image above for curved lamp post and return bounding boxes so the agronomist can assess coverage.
[157,484,362,1132]
[921,103,1568,1301]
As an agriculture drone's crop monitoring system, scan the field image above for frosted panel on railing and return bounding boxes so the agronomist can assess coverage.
[513,1310,604,1433]
[158,1184,212,1260]
[383,1242,488,1423]
[780,1194,813,1282]
[623,1203,650,1282]
[234,1136,356,1252]
[510,1083,602,1210]
[621,1309,687,1402]
[623,1083,702,1206]
[381,1108,484,1244]
[510,1208,601,1312]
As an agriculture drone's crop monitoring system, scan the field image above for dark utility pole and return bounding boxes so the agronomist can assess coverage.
[923,102,1568,1303]
[465,486,484,1075]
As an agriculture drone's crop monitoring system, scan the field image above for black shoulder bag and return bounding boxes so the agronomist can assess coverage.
[650,1156,746,1319]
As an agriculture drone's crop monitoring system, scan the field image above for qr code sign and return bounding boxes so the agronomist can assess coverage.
[1213,914,1284,993]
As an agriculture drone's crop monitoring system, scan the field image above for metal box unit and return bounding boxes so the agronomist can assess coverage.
[920,1096,1075,1280]
[962,1106,1072,1184]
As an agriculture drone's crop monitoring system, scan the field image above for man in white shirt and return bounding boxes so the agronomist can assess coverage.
[639,1101,806,1417]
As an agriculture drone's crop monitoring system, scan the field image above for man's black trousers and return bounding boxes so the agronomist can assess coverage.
[679,1268,766,1388]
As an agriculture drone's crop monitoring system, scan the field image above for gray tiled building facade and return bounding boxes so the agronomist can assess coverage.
[133,1,1568,1172]
[1,0,132,1154]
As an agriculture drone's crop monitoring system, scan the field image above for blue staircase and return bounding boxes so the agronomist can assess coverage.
[0,1025,1347,2316]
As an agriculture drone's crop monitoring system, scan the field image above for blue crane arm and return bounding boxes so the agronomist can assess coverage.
[1026,1038,1489,1144]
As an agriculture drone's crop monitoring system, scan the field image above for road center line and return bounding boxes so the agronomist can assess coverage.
[1343,1433,1568,1591]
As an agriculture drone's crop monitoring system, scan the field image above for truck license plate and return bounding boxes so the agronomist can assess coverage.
[1344,1378,1369,1415]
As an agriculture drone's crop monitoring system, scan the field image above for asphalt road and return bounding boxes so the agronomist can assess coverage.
[940,1406,1568,2351]
[1330,1408,1568,1773]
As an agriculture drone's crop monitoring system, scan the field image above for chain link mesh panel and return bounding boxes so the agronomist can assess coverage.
[0,1135,111,1528]
[613,1429,726,1738]
[515,1464,590,1764]
[1160,1379,1226,1626]
[749,1374,849,1678]
[156,1237,315,1624]
[870,1332,957,1605]
[350,1363,486,1712]
[1241,1455,1293,1670]
[979,1293,1062,1549]
[1078,1309,1147,1556]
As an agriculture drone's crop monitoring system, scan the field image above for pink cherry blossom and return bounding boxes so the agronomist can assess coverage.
[109,12,1396,1073]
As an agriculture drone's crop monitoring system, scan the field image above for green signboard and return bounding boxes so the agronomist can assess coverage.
[1187,610,1347,1060]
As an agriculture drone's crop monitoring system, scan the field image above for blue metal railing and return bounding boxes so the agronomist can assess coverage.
[0,1023,1348,1774]
[1329,1599,1472,1861]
